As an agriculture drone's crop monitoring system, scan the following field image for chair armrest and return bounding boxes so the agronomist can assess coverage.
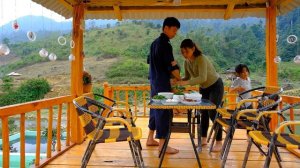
[239,86,265,96]
[105,117,132,132]
[237,99,259,108]
[255,111,279,121]
[94,93,116,105]
[85,96,112,110]
[111,108,132,117]
[275,121,300,134]
[236,109,258,119]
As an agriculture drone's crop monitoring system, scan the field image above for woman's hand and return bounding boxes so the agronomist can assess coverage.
[176,80,189,86]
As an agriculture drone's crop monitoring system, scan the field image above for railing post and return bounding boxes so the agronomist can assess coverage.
[1,117,9,168]
[103,82,113,106]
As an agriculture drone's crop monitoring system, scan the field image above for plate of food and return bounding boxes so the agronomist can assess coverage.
[181,99,201,105]
[161,99,179,105]
[152,95,166,103]
[158,92,174,99]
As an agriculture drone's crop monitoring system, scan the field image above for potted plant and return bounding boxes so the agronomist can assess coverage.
[83,71,92,93]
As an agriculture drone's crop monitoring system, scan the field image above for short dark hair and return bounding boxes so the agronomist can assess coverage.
[163,17,180,29]
[180,39,202,57]
[235,64,250,75]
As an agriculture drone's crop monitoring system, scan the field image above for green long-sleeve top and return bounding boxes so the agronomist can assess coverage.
[182,55,219,88]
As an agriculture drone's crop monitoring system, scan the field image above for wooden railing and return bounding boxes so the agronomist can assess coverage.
[1,84,299,168]
[0,95,75,168]
[103,83,300,127]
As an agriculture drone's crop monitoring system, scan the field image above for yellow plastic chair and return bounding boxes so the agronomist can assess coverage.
[242,102,300,168]
[73,96,144,168]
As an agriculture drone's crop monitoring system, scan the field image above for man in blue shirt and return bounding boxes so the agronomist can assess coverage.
[146,17,181,154]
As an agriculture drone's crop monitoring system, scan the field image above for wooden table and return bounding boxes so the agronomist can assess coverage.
[148,99,216,168]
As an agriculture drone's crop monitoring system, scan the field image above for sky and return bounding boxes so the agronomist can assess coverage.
[0,0,68,26]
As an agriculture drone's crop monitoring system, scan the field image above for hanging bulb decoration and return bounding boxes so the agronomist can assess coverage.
[39,48,48,58]
[27,31,36,41]
[70,40,75,48]
[48,53,57,61]
[0,44,10,56]
[274,56,282,64]
[12,20,19,31]
[294,55,300,64]
[287,35,298,44]
[58,36,66,46]
[68,54,75,61]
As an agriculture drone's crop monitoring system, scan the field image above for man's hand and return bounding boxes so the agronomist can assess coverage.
[171,60,177,66]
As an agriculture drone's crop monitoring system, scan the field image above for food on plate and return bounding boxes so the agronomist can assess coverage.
[184,99,199,102]
[152,95,166,100]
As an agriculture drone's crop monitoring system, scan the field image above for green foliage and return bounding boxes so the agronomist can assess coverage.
[0,78,51,106]
[1,76,14,92]
[105,59,149,84]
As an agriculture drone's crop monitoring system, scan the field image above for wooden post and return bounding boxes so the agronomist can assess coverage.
[70,3,85,143]
[266,0,278,87]
[266,0,278,130]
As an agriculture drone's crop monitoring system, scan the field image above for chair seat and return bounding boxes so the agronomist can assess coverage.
[216,118,264,130]
[88,127,142,143]
[249,131,300,149]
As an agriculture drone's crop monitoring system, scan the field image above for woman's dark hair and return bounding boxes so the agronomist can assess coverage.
[163,17,181,29]
[235,64,250,75]
[180,39,202,57]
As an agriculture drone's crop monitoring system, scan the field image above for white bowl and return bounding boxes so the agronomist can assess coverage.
[173,95,184,101]
[152,99,162,103]
[158,92,174,99]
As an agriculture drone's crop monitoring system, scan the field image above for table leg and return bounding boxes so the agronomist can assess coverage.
[196,110,202,152]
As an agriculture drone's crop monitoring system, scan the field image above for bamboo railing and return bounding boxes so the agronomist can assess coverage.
[0,95,74,168]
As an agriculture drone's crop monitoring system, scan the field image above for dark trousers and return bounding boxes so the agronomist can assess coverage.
[148,82,172,139]
[200,78,224,141]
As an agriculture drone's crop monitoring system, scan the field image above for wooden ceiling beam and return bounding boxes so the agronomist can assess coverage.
[113,5,123,21]
[277,0,293,6]
[224,0,239,20]
[57,0,73,11]
[86,3,266,12]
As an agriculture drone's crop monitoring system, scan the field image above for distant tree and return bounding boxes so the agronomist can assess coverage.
[2,38,10,45]
[1,76,14,93]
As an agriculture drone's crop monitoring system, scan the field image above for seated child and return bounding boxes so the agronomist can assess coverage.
[229,64,252,108]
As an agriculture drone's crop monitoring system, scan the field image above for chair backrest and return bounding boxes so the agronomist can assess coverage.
[258,86,283,111]
[73,96,105,140]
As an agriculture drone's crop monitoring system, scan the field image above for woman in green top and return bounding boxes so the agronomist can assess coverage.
[177,39,224,151]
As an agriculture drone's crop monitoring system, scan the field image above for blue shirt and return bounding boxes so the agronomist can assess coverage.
[149,33,179,89]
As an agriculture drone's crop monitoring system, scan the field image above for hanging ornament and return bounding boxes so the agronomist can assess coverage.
[287,35,298,44]
[68,54,75,61]
[274,56,281,63]
[27,31,36,41]
[12,20,19,31]
[276,34,279,43]
[70,40,75,48]
[294,55,300,64]
[0,44,10,56]
[39,48,48,58]
[58,36,66,46]
[48,53,57,61]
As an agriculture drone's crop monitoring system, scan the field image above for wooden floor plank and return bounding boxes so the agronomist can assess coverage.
[45,118,300,168]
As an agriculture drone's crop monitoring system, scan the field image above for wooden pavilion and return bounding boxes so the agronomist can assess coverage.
[1,0,300,167]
